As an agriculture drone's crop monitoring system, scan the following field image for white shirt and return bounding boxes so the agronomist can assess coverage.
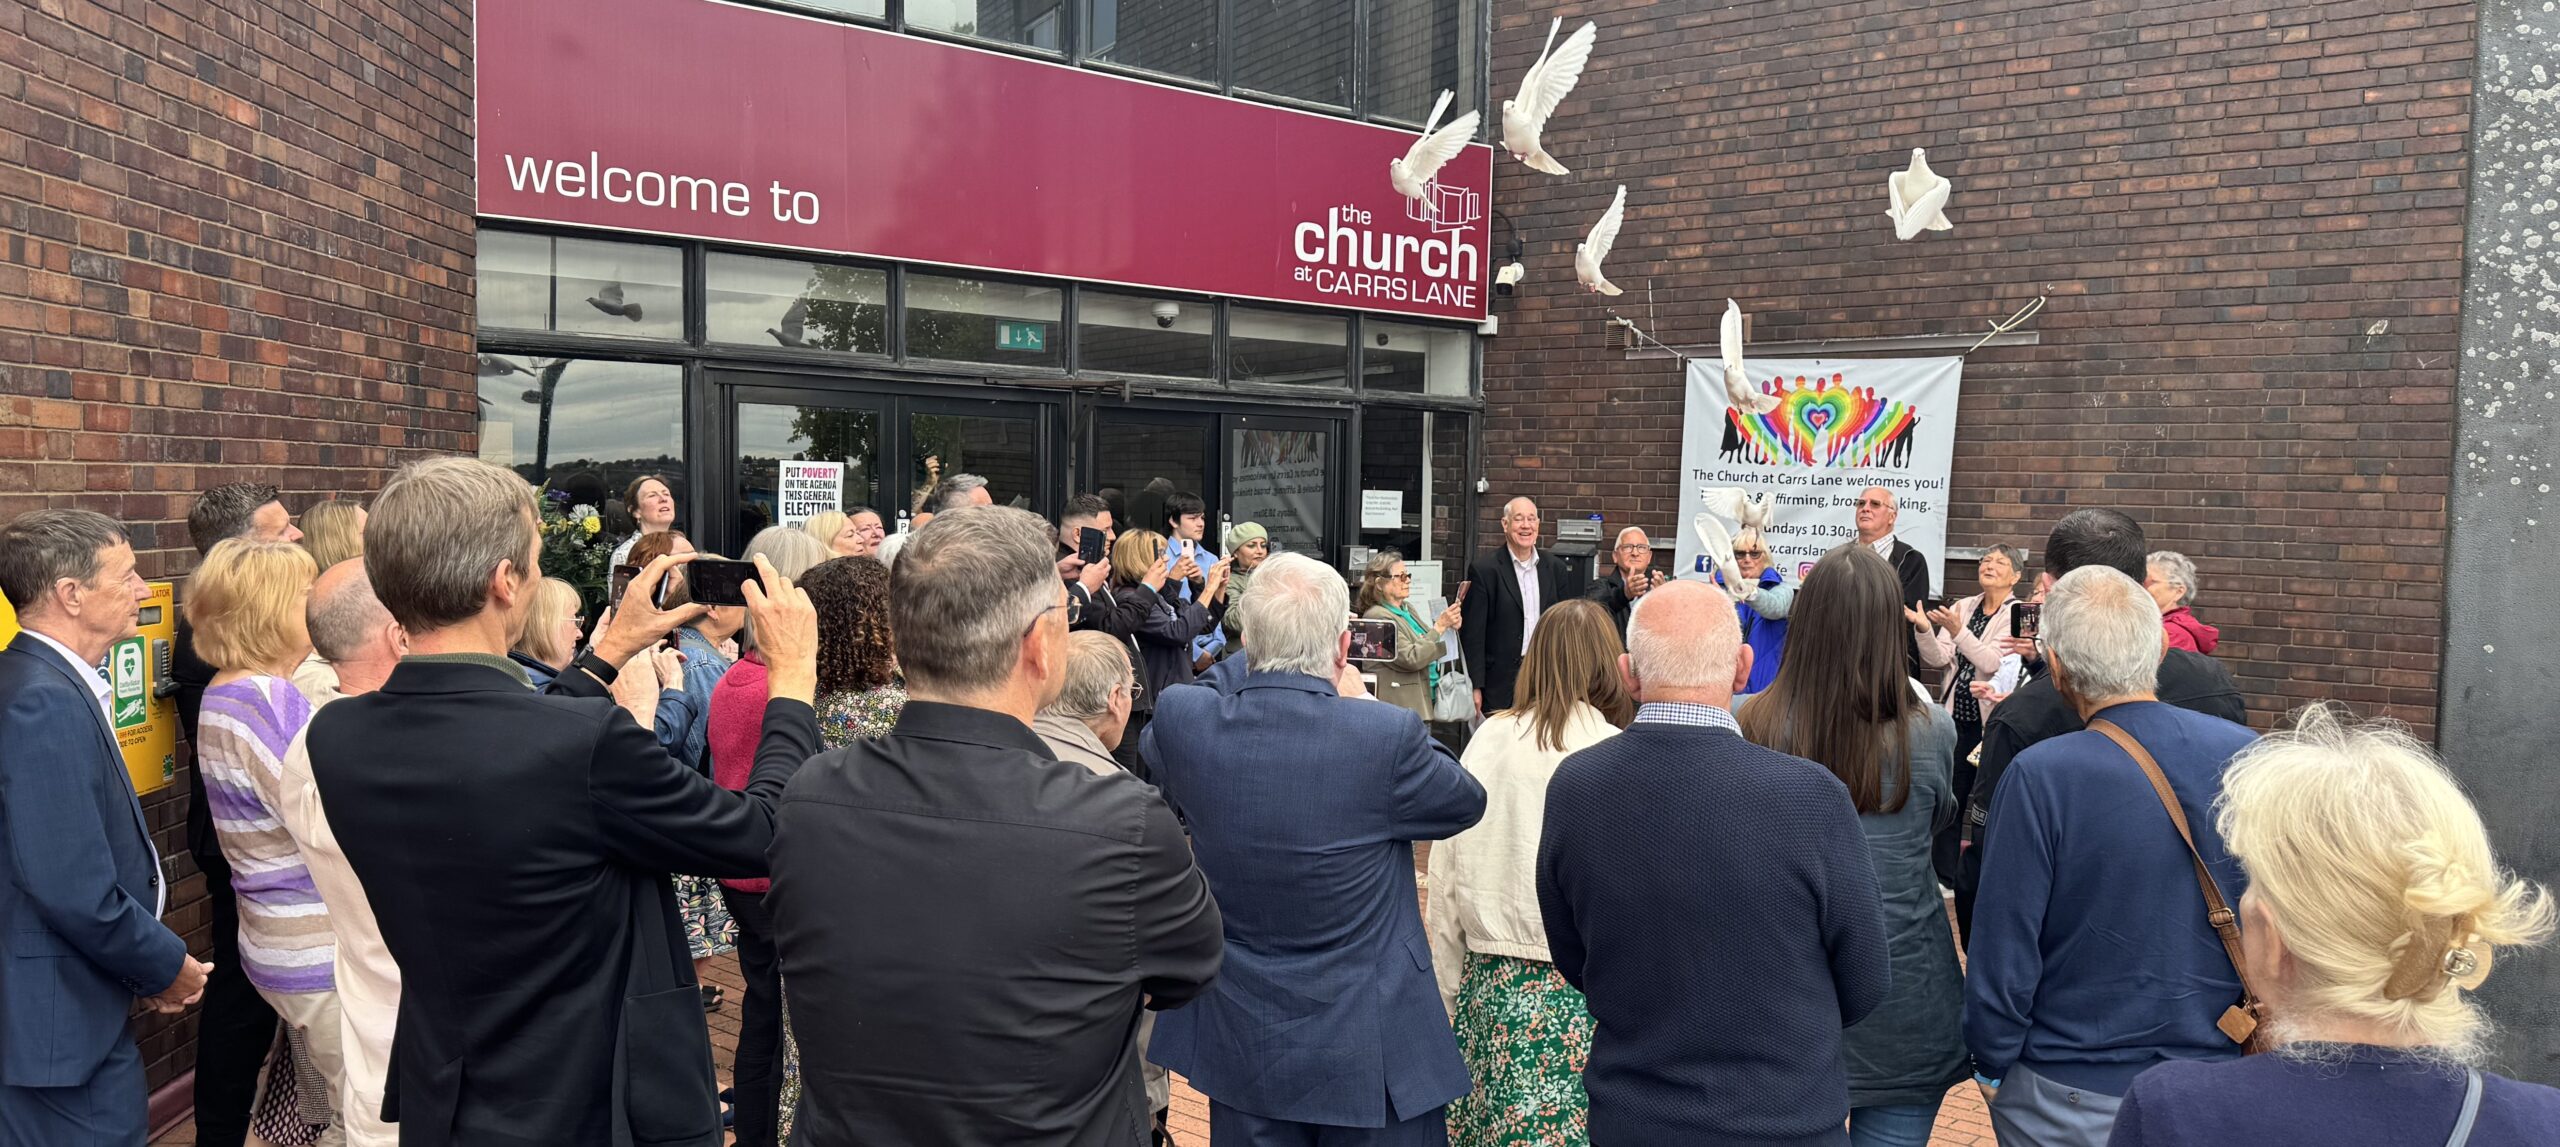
[1512,551,1542,653]
[25,628,164,917]
[1870,534,1896,562]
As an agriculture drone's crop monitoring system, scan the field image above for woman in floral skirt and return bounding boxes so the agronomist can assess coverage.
[1426,600,1635,1146]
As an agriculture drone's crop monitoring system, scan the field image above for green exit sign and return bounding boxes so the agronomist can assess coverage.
[996,321,1047,352]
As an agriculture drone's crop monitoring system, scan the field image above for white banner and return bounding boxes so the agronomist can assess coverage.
[1675,357,1964,593]
[777,460,844,527]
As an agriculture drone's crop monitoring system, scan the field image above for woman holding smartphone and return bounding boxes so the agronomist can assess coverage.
[1354,550,1462,725]
[1109,529,1223,774]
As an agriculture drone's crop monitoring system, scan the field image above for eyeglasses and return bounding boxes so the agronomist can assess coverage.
[1383,572,1412,582]
[1021,601,1067,637]
[1733,549,1767,559]
[1856,498,1892,509]
[1614,543,1650,553]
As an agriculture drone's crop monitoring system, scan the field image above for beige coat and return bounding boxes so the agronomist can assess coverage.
[275,689,399,1147]
[1424,702,1623,1013]
[1362,603,1445,723]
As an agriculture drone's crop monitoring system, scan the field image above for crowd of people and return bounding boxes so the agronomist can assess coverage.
[0,463,2553,1147]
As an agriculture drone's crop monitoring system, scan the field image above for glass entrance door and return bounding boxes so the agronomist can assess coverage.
[1081,405,1342,565]
[715,373,1061,557]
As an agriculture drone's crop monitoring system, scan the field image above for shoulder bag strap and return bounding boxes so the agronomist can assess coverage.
[2087,718,2273,1053]
[2444,1068,2484,1147]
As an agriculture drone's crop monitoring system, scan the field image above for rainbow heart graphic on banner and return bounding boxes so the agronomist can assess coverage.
[1727,373,1921,468]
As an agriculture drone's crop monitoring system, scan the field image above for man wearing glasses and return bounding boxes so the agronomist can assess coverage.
[1855,487,1934,675]
[1460,497,1568,715]
[1585,527,1665,637]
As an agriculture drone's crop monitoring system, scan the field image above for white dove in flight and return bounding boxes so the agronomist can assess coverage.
[1700,487,1776,537]
[1885,148,1954,241]
[1722,298,1779,414]
[1502,18,1597,176]
[1575,185,1627,296]
[1390,89,1481,202]
[1688,498,1753,603]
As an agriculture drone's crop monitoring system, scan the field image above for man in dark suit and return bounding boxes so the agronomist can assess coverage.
[1144,552,1487,1146]
[1538,580,1888,1145]
[1583,526,1665,636]
[306,458,823,1147]
[0,510,211,1146]
[1854,487,1934,676]
[173,482,300,1147]
[770,507,1222,1147]
[1460,496,1567,714]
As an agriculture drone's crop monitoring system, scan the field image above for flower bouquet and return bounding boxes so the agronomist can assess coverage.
[538,487,614,614]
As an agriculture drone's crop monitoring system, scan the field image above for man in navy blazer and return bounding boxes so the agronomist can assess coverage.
[0,510,211,1146]
[1143,553,1487,1146]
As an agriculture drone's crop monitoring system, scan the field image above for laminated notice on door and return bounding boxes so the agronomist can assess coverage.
[778,460,844,527]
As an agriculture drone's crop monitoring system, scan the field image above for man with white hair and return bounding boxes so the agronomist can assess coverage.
[1854,486,1933,675]
[1583,525,1664,636]
[1144,552,1487,1146]
[1537,579,1887,1145]
[1964,565,2258,1147]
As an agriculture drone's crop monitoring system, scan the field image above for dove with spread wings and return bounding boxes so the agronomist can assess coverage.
[1502,18,1597,176]
[1390,90,1481,203]
[1576,185,1627,296]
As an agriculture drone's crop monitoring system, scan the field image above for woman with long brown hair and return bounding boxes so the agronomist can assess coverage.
[1426,598,1633,1146]
[1737,544,1965,1147]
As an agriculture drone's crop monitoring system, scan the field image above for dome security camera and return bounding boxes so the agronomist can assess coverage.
[1151,301,1181,328]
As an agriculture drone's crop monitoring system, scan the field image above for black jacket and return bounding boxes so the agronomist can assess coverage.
[1953,648,2248,906]
[307,657,818,1147]
[1459,548,1568,712]
[1583,571,1661,637]
[767,702,1222,1146]
[1885,538,1932,677]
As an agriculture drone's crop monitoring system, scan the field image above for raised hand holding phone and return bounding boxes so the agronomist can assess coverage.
[742,555,819,704]
[592,551,707,666]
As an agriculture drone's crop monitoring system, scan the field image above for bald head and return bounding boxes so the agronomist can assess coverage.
[307,558,402,693]
[1500,497,1542,557]
[1627,580,1749,703]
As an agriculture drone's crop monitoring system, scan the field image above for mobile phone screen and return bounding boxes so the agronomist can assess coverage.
[2010,601,2043,640]
[609,564,639,605]
[1347,617,1396,662]
[1079,527,1106,565]
[688,558,759,607]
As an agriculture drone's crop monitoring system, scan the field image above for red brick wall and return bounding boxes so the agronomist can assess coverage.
[0,0,476,1089]
[1482,0,2471,734]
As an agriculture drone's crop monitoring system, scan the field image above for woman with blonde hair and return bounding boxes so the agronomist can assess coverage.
[2105,705,2558,1145]
[509,577,587,687]
[299,498,367,571]
[1109,528,1218,774]
[187,539,354,1138]
[802,509,849,556]
[1427,598,1633,1146]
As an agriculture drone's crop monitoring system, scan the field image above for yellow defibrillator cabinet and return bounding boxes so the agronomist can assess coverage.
[0,582,179,796]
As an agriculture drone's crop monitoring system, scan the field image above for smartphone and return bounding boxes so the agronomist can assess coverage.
[1346,617,1397,662]
[1078,526,1107,565]
[1924,595,1948,614]
[2010,600,2043,640]
[608,563,641,605]
[688,558,760,607]
[1456,578,1474,603]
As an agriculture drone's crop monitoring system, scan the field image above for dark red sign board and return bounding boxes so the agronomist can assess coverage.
[476,0,1497,321]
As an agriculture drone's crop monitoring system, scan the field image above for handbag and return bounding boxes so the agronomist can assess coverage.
[2088,719,2277,1055]
[1433,667,1475,723]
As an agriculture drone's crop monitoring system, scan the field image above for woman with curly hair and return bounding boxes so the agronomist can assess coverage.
[799,556,907,748]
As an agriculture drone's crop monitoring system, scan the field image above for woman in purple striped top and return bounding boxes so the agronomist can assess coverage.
[189,539,344,1140]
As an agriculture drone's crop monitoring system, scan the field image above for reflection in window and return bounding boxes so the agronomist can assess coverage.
[475,356,687,516]
[735,402,880,543]
[907,0,1065,50]
[1228,307,1348,386]
[912,412,1041,514]
[905,274,1065,368]
[1230,425,1329,556]
[1233,0,1352,105]
[476,230,684,342]
[1093,417,1210,536]
[1079,291,1214,378]
[1082,0,1216,81]
[706,253,889,354]
[1368,0,1481,125]
[1364,320,1473,395]
[1356,407,1467,598]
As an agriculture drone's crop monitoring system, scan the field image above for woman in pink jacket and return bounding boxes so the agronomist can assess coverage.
[2146,550,2220,653]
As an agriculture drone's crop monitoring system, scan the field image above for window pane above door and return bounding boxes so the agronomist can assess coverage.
[905,274,1065,369]
[706,253,889,355]
[1080,290,1214,379]
[1228,307,1348,387]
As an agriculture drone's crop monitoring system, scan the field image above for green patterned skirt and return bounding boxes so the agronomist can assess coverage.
[1448,952,1594,1147]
